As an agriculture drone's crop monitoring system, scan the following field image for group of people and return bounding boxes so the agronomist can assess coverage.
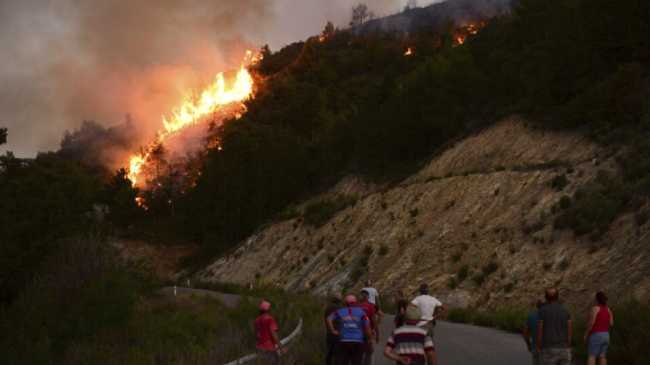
[253,282,612,365]
[522,288,613,365]
[325,281,447,365]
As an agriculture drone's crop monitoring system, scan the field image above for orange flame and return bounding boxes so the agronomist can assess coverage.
[127,52,256,188]
[404,47,413,56]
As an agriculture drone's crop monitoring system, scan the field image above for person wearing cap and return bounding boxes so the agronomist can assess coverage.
[325,292,344,365]
[254,301,287,361]
[361,280,381,313]
[384,306,437,365]
[327,295,373,365]
[407,283,448,342]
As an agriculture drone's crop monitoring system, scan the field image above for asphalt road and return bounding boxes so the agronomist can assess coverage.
[374,314,532,365]
[161,288,541,364]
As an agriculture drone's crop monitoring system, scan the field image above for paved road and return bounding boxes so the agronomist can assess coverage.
[162,288,536,364]
[374,314,532,365]
[162,286,240,307]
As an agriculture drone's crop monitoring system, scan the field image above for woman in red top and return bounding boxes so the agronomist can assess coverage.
[583,292,614,365]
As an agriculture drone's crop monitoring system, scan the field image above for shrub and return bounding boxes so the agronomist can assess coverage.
[359,256,369,266]
[381,202,388,209]
[504,283,514,292]
[482,262,499,275]
[409,208,419,217]
[302,257,308,263]
[447,277,457,289]
[448,307,473,323]
[379,245,389,255]
[363,245,373,255]
[327,255,334,263]
[303,193,357,227]
[559,195,572,209]
[495,165,506,172]
[452,252,462,262]
[551,174,568,191]
[635,211,649,226]
[457,264,469,281]
[459,242,469,250]
[275,203,301,222]
[472,274,486,286]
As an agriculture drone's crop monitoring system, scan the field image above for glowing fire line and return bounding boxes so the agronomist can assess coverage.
[127,52,256,188]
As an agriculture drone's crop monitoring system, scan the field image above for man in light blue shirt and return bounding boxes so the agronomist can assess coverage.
[523,297,546,365]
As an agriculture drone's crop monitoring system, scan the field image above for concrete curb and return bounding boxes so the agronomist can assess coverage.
[223,318,303,365]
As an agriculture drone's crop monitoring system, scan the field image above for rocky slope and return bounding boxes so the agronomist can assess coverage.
[195,117,650,312]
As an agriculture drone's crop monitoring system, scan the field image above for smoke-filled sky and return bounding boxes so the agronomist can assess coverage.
[1,0,426,158]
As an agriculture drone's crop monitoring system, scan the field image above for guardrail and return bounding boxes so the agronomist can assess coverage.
[223,318,303,365]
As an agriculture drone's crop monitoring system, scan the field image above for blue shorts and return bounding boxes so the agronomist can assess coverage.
[588,332,610,356]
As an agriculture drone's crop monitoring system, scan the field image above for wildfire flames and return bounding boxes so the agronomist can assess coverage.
[454,22,485,46]
[127,52,256,189]
[404,47,413,56]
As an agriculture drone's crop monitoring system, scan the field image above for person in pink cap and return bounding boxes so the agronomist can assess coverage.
[327,295,373,365]
[254,301,287,361]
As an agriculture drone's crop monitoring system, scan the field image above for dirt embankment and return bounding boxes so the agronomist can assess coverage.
[195,117,650,312]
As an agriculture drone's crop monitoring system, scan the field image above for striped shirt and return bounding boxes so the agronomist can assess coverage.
[386,324,435,365]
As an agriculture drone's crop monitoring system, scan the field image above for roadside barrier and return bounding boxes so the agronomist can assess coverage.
[223,318,303,365]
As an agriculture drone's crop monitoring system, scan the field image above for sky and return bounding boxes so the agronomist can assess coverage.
[0,0,427,158]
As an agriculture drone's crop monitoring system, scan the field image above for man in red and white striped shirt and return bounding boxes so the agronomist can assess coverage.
[383,307,437,365]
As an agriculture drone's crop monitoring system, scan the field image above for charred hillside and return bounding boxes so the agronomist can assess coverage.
[358,0,514,37]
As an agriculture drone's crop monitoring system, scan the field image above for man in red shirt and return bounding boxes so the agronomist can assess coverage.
[357,292,385,365]
[254,301,287,361]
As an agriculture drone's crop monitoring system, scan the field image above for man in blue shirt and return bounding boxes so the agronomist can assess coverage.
[523,297,546,365]
[327,295,373,365]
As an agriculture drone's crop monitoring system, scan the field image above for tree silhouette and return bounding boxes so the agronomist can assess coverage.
[322,21,335,38]
[0,128,6,145]
[349,4,375,29]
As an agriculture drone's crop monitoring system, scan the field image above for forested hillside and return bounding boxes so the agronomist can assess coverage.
[1,0,650,362]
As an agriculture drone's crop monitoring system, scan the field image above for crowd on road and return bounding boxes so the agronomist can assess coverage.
[251,280,613,365]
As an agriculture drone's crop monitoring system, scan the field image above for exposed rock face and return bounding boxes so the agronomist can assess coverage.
[196,117,650,312]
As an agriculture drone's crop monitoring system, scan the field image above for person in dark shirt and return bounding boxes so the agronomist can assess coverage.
[325,292,343,365]
[393,290,409,328]
[536,287,572,365]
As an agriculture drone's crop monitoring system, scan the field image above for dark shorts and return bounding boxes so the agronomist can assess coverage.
[337,341,364,365]
[256,349,279,363]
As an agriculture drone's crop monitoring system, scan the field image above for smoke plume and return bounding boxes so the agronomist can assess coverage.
[0,0,510,162]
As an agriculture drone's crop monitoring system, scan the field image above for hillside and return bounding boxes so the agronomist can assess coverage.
[194,117,650,311]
